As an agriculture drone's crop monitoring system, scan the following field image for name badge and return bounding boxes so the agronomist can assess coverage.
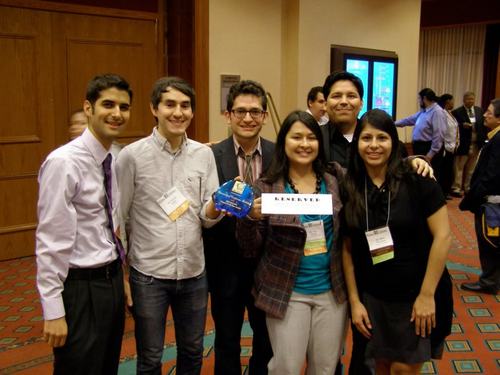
[304,220,327,256]
[365,226,394,265]
[157,187,189,221]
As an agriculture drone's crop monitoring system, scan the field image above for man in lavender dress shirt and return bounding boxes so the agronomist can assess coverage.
[396,88,447,187]
[36,74,133,375]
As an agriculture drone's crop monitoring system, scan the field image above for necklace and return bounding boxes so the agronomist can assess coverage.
[287,173,322,194]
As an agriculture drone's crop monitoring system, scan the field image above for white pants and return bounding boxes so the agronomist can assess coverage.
[266,291,348,375]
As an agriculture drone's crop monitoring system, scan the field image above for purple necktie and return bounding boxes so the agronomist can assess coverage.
[102,154,126,263]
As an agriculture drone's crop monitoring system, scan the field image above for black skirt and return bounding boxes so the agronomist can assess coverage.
[363,292,439,364]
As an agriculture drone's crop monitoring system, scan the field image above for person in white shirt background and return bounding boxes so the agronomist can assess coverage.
[306,86,329,126]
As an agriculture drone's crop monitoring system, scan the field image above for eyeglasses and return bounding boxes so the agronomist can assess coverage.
[231,108,266,120]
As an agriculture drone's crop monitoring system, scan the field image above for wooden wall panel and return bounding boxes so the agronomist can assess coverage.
[0,3,161,260]
[66,39,148,138]
[166,0,209,142]
[52,12,160,146]
[0,0,210,261]
[0,177,38,227]
[0,37,38,141]
[0,7,53,260]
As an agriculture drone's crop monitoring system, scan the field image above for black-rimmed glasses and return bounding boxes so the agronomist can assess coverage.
[231,108,266,120]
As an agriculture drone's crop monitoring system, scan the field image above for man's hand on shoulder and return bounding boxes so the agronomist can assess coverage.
[43,317,68,348]
[204,140,221,147]
[409,155,435,179]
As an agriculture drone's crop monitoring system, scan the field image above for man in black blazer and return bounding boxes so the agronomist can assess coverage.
[203,80,274,374]
[459,98,500,295]
[451,92,486,196]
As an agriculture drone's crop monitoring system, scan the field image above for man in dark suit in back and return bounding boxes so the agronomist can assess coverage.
[459,98,500,295]
[204,80,274,374]
[451,91,486,197]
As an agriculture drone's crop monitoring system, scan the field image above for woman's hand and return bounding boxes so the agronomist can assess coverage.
[247,197,262,220]
[351,300,372,339]
[411,293,436,337]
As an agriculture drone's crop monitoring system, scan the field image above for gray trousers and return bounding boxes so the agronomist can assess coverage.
[266,291,347,375]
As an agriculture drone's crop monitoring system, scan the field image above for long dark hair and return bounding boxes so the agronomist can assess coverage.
[264,110,328,183]
[341,109,411,228]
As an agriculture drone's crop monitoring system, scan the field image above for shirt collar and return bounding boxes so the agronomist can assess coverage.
[80,128,110,165]
[306,109,328,126]
[425,102,438,112]
[152,127,188,153]
[487,125,500,140]
[233,135,262,157]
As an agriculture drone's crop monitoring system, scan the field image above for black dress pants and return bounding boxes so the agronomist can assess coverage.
[53,261,125,375]
[474,212,500,291]
[209,260,272,375]
[412,141,444,191]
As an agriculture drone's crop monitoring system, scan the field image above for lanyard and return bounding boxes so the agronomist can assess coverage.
[364,177,391,230]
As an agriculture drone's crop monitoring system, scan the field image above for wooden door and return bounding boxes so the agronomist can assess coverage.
[0,3,161,260]
[0,6,54,260]
[51,11,160,146]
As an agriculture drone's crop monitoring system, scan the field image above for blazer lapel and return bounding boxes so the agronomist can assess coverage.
[217,137,239,182]
[261,139,274,174]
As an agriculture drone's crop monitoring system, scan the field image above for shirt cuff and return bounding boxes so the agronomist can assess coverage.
[200,201,224,228]
[41,295,66,321]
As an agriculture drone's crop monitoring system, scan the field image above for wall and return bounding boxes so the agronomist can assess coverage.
[209,0,422,142]
[209,0,284,141]
[295,0,421,141]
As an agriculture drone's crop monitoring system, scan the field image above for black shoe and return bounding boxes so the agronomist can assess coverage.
[450,191,462,198]
[461,282,497,294]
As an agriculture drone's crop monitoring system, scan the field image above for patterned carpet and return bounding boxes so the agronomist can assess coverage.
[0,197,499,374]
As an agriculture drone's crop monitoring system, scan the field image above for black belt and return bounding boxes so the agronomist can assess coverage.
[412,140,432,144]
[66,258,121,280]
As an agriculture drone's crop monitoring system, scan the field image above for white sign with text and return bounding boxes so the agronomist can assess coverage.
[261,194,333,215]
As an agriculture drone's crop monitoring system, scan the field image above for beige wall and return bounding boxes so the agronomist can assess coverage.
[209,0,284,141]
[209,0,421,142]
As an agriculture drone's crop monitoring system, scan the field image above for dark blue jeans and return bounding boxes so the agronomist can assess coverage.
[130,267,208,375]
